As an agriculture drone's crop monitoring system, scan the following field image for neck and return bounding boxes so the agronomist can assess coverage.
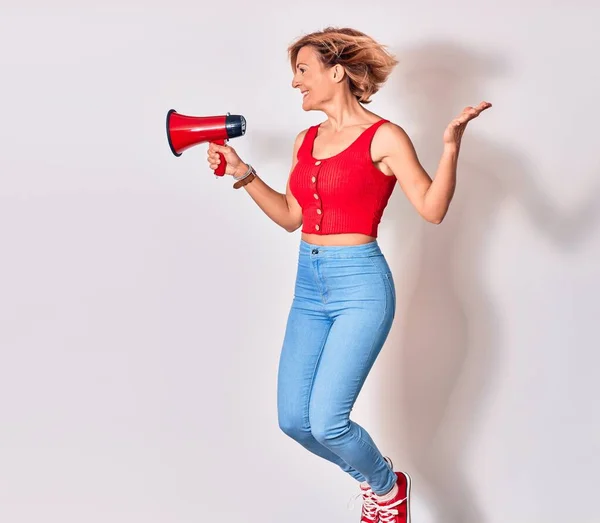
[319,89,370,131]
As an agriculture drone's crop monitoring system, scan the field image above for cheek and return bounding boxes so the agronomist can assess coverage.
[309,78,326,94]
[316,77,334,93]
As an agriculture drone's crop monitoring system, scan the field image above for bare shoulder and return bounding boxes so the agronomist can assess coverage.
[372,121,414,160]
[377,121,410,144]
[291,128,310,157]
[289,128,310,164]
[294,128,308,147]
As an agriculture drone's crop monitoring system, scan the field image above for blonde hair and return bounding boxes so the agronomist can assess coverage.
[287,27,398,104]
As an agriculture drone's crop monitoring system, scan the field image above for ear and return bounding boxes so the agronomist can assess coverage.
[331,64,346,83]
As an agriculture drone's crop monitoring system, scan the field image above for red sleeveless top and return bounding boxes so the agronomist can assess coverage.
[289,119,396,238]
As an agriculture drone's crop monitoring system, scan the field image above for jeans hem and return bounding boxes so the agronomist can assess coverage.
[372,470,398,496]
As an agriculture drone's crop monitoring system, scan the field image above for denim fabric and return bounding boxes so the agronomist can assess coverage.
[277,239,397,495]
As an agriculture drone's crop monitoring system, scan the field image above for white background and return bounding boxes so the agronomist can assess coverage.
[1,2,599,522]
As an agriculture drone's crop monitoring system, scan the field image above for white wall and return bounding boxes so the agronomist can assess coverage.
[1,2,599,523]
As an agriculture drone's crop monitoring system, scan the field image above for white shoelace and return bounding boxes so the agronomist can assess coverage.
[377,495,408,523]
[347,489,379,521]
[347,457,397,521]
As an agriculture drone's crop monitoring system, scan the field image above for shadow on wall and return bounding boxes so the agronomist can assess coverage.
[378,39,600,523]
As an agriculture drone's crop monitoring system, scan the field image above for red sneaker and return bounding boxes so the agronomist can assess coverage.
[347,457,395,523]
[376,471,411,523]
[358,483,379,523]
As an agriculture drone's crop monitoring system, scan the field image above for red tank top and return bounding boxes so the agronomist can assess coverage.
[289,119,396,238]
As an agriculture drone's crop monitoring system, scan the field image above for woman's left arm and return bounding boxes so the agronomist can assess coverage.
[379,101,492,224]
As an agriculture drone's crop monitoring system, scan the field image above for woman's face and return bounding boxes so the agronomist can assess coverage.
[291,45,336,111]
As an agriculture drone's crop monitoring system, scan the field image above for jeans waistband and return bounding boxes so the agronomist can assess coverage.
[299,239,382,258]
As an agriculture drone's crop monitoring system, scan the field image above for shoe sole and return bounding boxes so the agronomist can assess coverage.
[401,471,412,523]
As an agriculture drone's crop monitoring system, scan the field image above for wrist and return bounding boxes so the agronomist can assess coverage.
[443,142,460,155]
[234,162,249,178]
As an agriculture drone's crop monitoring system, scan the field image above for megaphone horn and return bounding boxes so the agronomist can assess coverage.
[166,110,247,176]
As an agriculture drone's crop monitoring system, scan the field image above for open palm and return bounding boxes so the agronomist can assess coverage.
[443,101,492,147]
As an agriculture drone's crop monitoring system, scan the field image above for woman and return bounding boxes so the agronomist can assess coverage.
[207,27,491,523]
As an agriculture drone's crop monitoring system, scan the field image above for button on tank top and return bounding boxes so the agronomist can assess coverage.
[289,119,396,238]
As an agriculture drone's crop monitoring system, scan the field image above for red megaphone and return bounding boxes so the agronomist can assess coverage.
[166,109,247,176]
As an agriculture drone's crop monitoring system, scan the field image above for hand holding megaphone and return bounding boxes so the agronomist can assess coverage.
[207,142,245,177]
[166,109,246,177]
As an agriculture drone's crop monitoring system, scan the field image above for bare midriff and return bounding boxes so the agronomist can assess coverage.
[300,232,376,246]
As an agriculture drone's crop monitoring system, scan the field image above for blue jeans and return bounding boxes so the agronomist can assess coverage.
[277,239,397,495]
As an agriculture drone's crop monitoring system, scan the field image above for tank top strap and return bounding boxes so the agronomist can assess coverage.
[356,118,389,144]
[348,118,389,158]
[296,125,320,161]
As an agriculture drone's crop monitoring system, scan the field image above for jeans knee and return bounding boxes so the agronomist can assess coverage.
[278,414,311,442]
[311,419,349,446]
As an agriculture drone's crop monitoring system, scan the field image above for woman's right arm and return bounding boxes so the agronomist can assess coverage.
[207,130,306,233]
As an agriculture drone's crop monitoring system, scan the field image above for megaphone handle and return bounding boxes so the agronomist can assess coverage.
[213,139,226,176]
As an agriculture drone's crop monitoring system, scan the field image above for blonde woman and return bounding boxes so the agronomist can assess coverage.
[207,27,491,523]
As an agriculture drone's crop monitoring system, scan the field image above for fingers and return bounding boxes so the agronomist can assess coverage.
[465,101,492,112]
[208,141,224,152]
[207,147,221,160]
[208,141,234,154]
[207,144,222,171]
[468,101,492,117]
[207,141,230,157]
[208,157,221,169]
[456,101,492,124]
